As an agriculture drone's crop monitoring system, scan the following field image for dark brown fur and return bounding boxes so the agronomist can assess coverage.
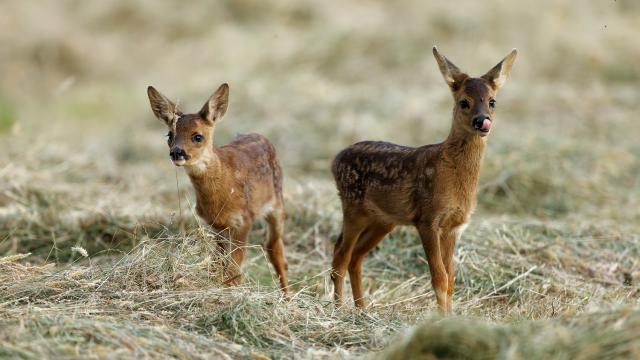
[331,47,517,313]
[147,84,289,294]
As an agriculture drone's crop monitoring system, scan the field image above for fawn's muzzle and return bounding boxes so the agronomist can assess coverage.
[472,115,492,133]
[169,147,189,164]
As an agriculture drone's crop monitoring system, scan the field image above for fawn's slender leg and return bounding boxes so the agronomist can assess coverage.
[224,224,251,286]
[348,222,394,308]
[265,202,289,295]
[418,223,449,314]
[440,228,457,314]
[332,212,369,307]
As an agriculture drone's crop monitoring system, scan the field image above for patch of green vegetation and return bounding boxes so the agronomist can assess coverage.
[602,63,640,83]
[0,96,15,133]
[379,309,640,360]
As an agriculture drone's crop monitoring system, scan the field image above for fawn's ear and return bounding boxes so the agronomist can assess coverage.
[200,83,229,124]
[482,49,517,89]
[433,46,468,91]
[147,86,180,126]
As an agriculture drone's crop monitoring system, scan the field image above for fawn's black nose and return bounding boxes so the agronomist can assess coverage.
[472,114,492,132]
[170,147,188,161]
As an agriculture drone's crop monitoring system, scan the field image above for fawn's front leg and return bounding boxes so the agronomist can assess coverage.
[418,223,450,314]
[440,228,458,314]
[223,224,251,286]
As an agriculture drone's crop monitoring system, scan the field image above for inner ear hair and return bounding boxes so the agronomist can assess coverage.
[200,83,229,123]
[482,49,517,89]
[450,74,469,92]
[147,86,180,126]
[433,47,468,91]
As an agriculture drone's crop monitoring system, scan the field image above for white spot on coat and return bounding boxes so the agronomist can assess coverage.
[425,167,434,177]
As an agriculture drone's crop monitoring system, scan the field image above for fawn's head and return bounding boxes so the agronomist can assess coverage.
[433,47,517,137]
[147,83,229,167]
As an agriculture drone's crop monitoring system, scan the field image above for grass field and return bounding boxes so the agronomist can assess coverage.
[1,1,639,358]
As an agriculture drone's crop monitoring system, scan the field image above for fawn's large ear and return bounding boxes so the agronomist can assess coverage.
[433,46,468,91]
[200,83,229,124]
[482,49,517,89]
[147,86,180,126]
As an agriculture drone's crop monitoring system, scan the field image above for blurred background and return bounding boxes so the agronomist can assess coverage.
[1,0,639,250]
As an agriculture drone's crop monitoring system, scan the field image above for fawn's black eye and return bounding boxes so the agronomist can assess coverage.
[489,99,496,108]
[459,100,470,109]
[166,132,173,144]
[192,134,204,143]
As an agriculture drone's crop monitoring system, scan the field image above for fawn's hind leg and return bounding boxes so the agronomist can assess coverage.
[348,222,395,308]
[332,209,370,307]
[265,201,289,295]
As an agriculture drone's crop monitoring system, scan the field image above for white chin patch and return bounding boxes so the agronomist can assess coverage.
[173,159,186,166]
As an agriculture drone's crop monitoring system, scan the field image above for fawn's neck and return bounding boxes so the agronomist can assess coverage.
[441,125,487,190]
[184,147,228,205]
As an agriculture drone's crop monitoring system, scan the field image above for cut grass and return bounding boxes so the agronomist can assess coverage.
[1,185,638,358]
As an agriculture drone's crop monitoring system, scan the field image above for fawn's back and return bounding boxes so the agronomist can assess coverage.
[332,141,441,225]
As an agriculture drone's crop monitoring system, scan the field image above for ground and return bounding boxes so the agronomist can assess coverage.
[1,1,639,359]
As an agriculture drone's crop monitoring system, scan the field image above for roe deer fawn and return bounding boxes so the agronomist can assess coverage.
[331,47,517,313]
[147,83,289,294]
